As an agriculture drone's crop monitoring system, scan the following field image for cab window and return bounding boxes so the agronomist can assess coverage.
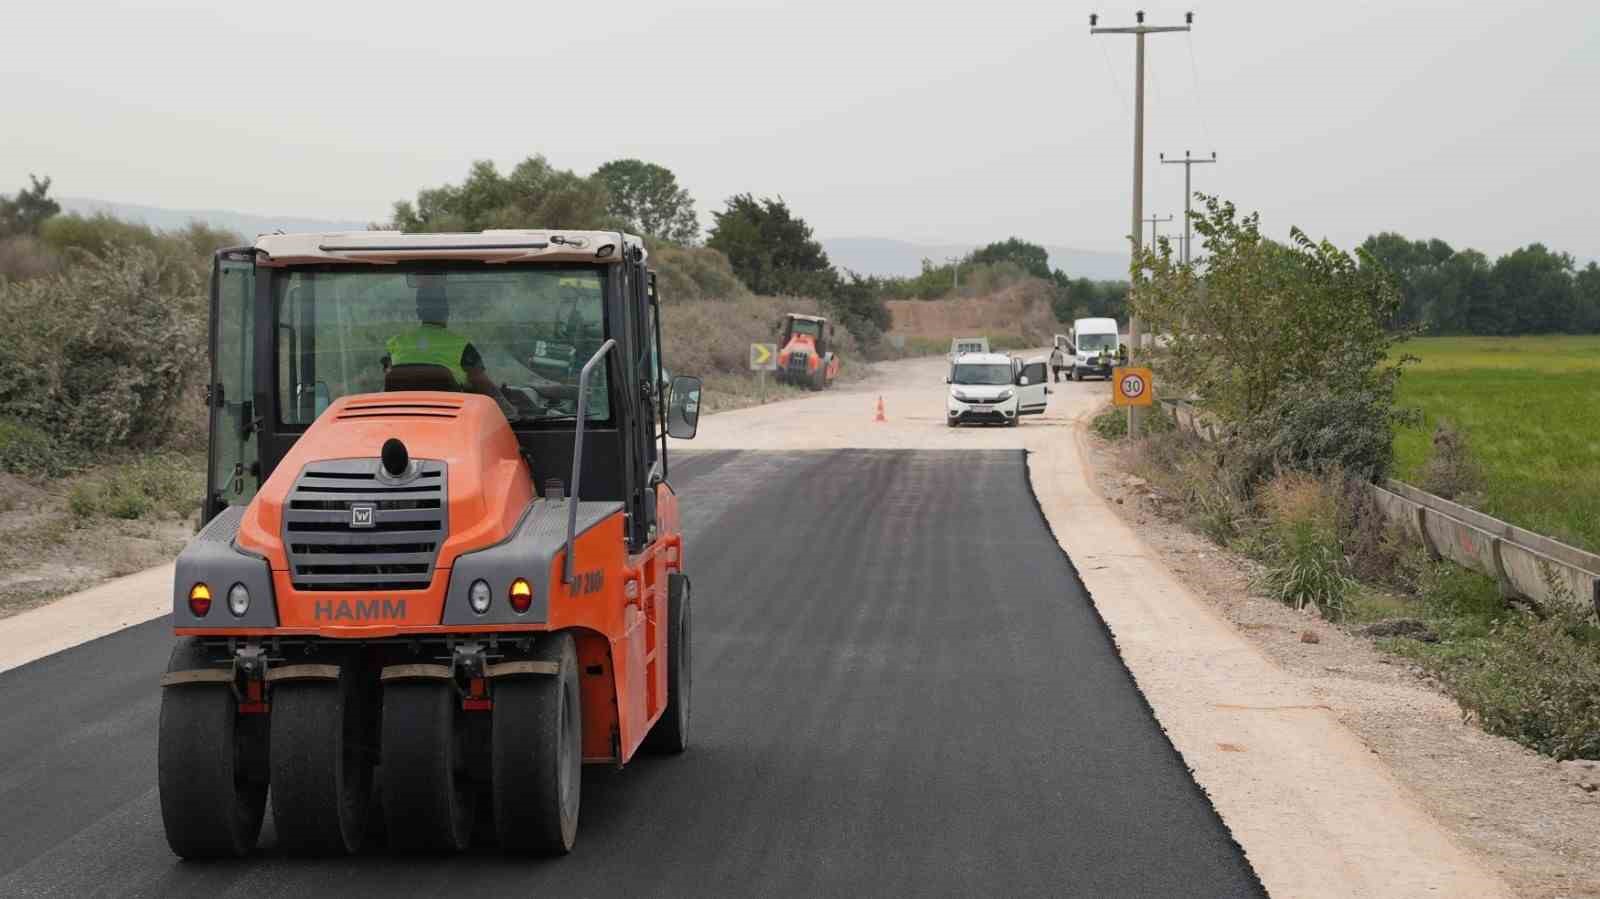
[272,264,611,427]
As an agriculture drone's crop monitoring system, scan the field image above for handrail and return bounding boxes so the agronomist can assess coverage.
[564,339,616,585]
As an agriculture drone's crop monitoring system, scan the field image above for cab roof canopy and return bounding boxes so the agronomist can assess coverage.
[251,229,646,267]
[785,313,827,323]
[953,352,1011,365]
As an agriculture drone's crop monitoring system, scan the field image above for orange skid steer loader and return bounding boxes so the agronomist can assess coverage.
[773,313,840,390]
[157,230,703,858]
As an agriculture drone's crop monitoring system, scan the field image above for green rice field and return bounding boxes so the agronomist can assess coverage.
[1392,336,1600,553]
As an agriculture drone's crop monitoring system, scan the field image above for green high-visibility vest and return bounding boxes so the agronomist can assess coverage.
[386,325,470,386]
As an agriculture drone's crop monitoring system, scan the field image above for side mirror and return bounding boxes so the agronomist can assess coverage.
[667,375,702,439]
[1018,376,1030,386]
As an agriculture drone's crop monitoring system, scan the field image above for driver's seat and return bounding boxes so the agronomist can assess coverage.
[384,363,460,392]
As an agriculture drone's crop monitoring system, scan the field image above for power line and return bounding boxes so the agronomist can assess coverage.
[1090,9,1195,437]
[1097,40,1131,117]
[1185,34,1216,152]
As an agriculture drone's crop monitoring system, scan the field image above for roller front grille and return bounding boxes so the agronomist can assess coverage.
[282,460,448,591]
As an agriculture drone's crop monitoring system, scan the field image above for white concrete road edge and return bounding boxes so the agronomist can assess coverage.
[0,564,172,674]
[1030,412,1510,899]
[0,355,1514,896]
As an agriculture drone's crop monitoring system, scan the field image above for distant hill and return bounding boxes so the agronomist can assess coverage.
[823,237,1130,282]
[58,197,370,238]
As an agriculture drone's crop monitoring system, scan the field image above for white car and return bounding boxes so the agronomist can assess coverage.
[945,352,1048,427]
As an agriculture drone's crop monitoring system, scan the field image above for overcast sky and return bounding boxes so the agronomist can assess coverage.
[3,0,1596,259]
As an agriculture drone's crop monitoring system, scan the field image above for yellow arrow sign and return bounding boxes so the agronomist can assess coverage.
[750,342,777,371]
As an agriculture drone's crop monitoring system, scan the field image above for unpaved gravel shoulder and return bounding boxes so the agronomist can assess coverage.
[1083,422,1600,899]
[0,471,193,621]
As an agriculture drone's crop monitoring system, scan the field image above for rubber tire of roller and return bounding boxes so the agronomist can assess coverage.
[158,638,268,859]
[642,578,691,755]
[381,682,474,852]
[269,658,372,855]
[492,634,582,854]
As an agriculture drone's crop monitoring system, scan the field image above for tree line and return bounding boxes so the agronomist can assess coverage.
[1360,233,1600,335]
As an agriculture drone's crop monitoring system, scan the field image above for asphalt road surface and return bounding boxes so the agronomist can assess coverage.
[0,449,1263,898]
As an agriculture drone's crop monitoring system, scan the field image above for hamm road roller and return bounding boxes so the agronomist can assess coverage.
[158,230,703,857]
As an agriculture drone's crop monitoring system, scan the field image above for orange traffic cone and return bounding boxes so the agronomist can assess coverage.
[874,396,887,423]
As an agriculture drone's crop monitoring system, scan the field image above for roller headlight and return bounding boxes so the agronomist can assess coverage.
[226,583,250,617]
[468,579,492,615]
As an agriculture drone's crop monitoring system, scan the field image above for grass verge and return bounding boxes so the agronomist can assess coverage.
[1108,416,1600,761]
[1393,335,1600,551]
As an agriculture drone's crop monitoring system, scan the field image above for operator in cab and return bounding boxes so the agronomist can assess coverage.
[383,276,499,395]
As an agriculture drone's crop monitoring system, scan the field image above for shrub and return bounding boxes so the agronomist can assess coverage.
[1418,419,1484,503]
[0,245,205,452]
[60,454,202,522]
[1132,195,1415,482]
[1129,431,1254,545]
[0,417,71,477]
[1091,407,1128,440]
[0,235,62,283]
[67,480,101,519]
[1418,605,1600,760]
[1256,472,1356,617]
[653,244,749,303]
[1335,475,1425,589]
[1236,379,1409,484]
[106,486,150,520]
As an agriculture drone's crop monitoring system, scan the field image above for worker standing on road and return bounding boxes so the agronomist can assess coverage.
[384,277,500,395]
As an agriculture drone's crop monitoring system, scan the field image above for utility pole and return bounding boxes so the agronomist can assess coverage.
[1092,10,1192,437]
[946,256,961,291]
[1144,214,1173,249]
[1160,150,1217,265]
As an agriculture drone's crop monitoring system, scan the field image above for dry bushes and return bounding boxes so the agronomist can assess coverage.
[653,244,748,303]
[1255,472,1357,617]
[0,246,205,462]
[1418,420,1485,503]
[0,236,62,282]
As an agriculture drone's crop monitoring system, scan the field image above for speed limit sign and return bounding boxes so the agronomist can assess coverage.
[1113,367,1153,407]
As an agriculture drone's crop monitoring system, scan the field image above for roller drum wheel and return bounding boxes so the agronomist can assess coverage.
[158,638,268,859]
[381,682,474,852]
[269,658,373,855]
[493,634,582,854]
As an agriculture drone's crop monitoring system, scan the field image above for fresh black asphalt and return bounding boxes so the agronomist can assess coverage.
[0,449,1263,897]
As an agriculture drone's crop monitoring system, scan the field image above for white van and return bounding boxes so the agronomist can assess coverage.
[1069,317,1121,381]
[945,352,1048,427]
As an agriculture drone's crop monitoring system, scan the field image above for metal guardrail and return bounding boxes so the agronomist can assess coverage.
[1158,399,1600,614]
